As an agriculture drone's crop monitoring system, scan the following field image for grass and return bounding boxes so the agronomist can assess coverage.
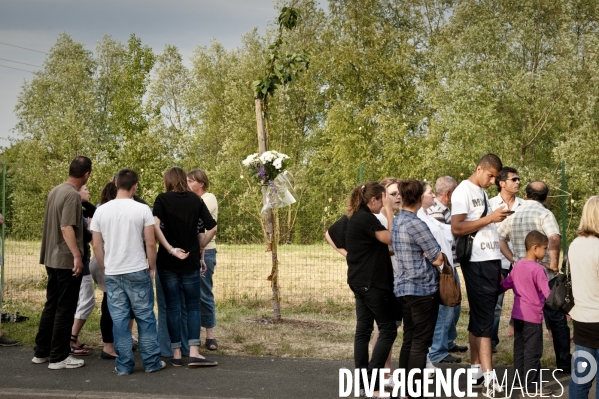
[1,241,572,366]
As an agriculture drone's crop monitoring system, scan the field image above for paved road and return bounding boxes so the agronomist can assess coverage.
[0,346,593,398]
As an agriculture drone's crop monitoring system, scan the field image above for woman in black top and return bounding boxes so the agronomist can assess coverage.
[327,181,397,395]
[153,167,218,367]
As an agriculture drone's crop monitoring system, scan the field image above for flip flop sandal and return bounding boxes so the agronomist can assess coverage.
[71,334,94,350]
[205,338,218,351]
[70,345,90,356]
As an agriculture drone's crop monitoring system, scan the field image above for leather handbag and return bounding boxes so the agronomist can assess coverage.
[546,259,575,314]
[455,192,488,264]
[437,253,461,307]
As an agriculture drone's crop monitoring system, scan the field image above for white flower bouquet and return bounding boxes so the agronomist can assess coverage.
[242,150,290,185]
[242,150,295,212]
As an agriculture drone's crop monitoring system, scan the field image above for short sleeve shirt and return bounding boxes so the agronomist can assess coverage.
[392,210,441,297]
[497,200,560,279]
[489,194,524,269]
[40,183,83,269]
[90,199,155,276]
[201,192,218,250]
[451,180,501,262]
[153,191,216,273]
[345,206,393,290]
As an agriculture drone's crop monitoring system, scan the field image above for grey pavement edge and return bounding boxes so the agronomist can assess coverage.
[0,346,593,398]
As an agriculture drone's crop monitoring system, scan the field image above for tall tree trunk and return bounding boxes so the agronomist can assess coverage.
[254,97,280,319]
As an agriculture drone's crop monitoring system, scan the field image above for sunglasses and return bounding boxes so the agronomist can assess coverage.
[504,177,521,182]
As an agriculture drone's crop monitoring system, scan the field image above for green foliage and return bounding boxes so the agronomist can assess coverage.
[4,0,599,246]
[252,6,310,100]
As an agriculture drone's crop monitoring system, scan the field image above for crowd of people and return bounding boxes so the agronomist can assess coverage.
[29,157,220,374]
[327,154,599,399]
[0,152,598,397]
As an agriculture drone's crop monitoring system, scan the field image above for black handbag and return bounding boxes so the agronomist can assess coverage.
[545,259,575,314]
[455,192,488,264]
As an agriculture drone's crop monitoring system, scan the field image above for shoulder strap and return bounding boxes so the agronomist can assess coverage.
[481,191,488,219]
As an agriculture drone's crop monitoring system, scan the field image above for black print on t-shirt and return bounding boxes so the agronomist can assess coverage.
[480,241,499,250]
[471,198,486,207]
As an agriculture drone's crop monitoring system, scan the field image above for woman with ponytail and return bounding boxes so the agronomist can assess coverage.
[326,181,397,396]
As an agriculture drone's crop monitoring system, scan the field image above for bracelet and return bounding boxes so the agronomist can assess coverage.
[170,247,176,255]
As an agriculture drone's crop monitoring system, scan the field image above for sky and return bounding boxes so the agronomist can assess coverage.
[0,0,280,147]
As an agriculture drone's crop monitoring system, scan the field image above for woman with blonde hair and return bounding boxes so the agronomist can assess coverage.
[568,196,599,398]
[153,167,217,367]
[187,169,219,351]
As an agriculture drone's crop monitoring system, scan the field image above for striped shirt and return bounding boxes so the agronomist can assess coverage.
[426,198,451,224]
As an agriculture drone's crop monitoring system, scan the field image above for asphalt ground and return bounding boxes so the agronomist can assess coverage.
[0,346,594,398]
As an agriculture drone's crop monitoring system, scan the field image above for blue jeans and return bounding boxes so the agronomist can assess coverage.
[105,270,162,375]
[428,269,462,362]
[157,268,201,350]
[155,271,189,357]
[569,344,599,399]
[200,249,217,328]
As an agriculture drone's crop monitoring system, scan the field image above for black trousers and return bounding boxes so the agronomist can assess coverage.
[543,278,572,371]
[351,286,398,387]
[34,266,82,362]
[398,292,439,399]
[513,319,543,390]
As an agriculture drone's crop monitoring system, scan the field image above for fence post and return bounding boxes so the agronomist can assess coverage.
[561,161,567,258]
[1,162,4,300]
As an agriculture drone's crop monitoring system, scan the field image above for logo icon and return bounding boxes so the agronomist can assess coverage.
[571,350,598,385]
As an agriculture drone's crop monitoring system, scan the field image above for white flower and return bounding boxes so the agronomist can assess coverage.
[242,153,259,167]
[273,158,283,170]
[260,151,276,164]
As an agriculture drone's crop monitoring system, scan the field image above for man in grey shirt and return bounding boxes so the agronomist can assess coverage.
[32,156,91,370]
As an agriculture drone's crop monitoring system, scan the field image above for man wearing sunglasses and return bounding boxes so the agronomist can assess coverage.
[488,167,523,354]
[497,181,571,375]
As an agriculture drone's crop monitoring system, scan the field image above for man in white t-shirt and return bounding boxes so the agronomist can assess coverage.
[91,169,165,376]
[488,167,523,352]
[451,154,512,398]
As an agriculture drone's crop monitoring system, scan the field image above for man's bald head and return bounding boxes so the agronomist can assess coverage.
[525,181,549,202]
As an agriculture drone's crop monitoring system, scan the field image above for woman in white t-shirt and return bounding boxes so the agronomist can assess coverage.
[187,169,219,351]
[568,196,599,398]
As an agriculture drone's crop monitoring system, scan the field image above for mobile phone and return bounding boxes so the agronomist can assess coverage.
[506,210,515,214]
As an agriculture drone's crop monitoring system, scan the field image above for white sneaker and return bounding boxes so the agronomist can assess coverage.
[482,382,510,398]
[47,355,84,369]
[31,356,49,364]
[425,356,439,377]
[384,379,395,390]
[146,360,167,373]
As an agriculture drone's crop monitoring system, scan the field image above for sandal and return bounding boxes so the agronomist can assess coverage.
[70,345,90,356]
[205,338,218,351]
[71,334,94,350]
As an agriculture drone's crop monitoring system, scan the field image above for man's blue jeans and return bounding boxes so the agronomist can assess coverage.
[569,344,599,399]
[157,268,201,350]
[200,249,217,329]
[428,268,461,362]
[155,271,189,357]
[105,270,162,375]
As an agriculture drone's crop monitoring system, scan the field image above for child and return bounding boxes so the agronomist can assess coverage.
[500,230,552,396]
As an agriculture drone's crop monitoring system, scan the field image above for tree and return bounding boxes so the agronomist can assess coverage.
[10,33,96,238]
